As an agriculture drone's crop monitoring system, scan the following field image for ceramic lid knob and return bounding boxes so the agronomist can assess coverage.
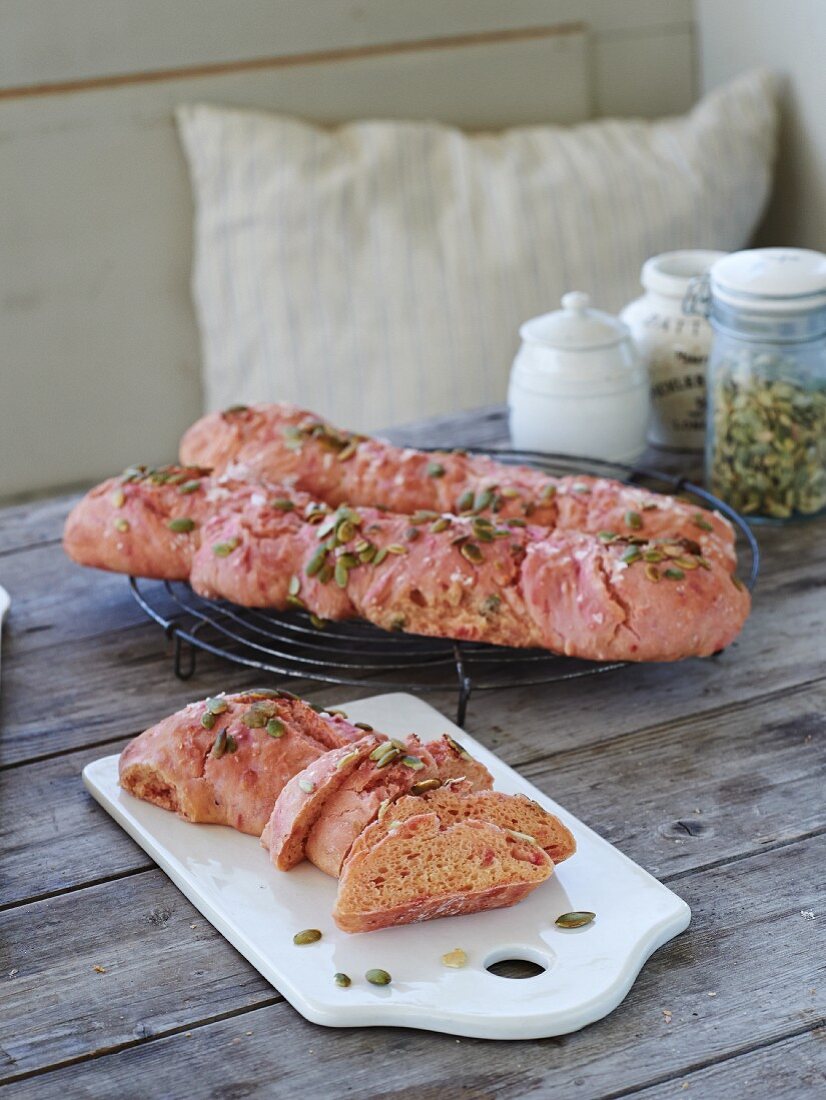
[561,291,591,314]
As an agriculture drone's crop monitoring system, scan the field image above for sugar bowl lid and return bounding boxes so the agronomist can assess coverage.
[519,292,630,351]
[710,248,826,312]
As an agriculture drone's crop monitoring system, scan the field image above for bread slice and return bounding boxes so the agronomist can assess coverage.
[261,733,386,870]
[303,735,441,877]
[333,812,553,933]
[366,785,575,865]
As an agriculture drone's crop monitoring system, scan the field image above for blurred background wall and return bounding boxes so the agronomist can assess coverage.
[1,0,822,500]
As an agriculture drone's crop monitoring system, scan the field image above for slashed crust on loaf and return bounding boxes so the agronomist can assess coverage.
[333,813,553,933]
[118,691,364,836]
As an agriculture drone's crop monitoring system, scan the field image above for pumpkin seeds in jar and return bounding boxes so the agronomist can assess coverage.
[709,357,826,520]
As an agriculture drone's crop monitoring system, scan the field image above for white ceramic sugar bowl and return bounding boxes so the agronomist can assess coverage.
[508,291,649,462]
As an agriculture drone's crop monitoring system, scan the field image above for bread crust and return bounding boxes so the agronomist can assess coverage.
[180,403,736,558]
[118,691,364,835]
[65,467,751,663]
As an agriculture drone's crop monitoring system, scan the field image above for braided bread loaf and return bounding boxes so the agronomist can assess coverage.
[64,465,750,662]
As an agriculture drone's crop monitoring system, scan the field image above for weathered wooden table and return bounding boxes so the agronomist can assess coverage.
[1,408,824,1098]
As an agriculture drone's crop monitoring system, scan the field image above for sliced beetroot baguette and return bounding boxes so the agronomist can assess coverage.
[333,813,553,933]
[118,690,364,835]
[368,787,575,865]
[303,736,494,877]
[261,733,387,870]
[303,736,447,877]
[179,402,735,555]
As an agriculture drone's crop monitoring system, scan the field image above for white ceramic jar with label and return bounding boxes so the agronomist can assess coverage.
[621,250,725,451]
[508,291,649,463]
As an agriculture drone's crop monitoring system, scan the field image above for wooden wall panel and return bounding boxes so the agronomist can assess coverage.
[0,2,698,499]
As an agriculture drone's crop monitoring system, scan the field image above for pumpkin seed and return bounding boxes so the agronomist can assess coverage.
[206,697,228,714]
[285,594,307,610]
[266,717,285,738]
[572,483,591,494]
[293,929,322,945]
[111,488,125,508]
[333,559,349,588]
[673,556,699,570]
[692,513,713,531]
[354,721,374,731]
[460,542,483,564]
[270,498,293,511]
[336,750,360,770]
[369,742,391,761]
[375,747,400,769]
[336,519,356,543]
[212,730,228,758]
[446,735,471,760]
[225,734,238,754]
[298,779,315,793]
[555,911,595,929]
[621,547,642,565]
[430,517,451,534]
[113,517,130,533]
[411,510,439,524]
[541,483,557,500]
[625,510,643,530]
[213,538,238,557]
[401,755,425,770]
[643,550,664,563]
[224,404,249,414]
[697,557,712,571]
[167,517,195,533]
[427,462,446,478]
[365,968,391,985]
[645,563,661,583]
[404,526,421,541]
[441,948,468,968]
[337,441,357,462]
[333,972,351,987]
[288,575,301,597]
[242,705,271,728]
[309,613,327,630]
[386,544,408,555]
[201,710,217,730]
[664,568,685,581]
[456,490,475,513]
[373,547,389,566]
[358,542,377,564]
[306,545,327,577]
[473,488,494,513]
[507,517,527,528]
[411,778,442,795]
[481,594,501,615]
[597,530,617,542]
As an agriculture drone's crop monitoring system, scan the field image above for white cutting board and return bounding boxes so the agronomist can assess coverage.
[83,692,689,1040]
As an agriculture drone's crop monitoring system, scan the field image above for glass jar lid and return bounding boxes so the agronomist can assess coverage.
[710,248,826,313]
[519,292,629,350]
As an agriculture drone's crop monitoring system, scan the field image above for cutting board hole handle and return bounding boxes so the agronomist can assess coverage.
[484,945,553,980]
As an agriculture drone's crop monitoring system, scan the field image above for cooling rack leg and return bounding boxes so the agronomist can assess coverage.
[172,632,197,680]
[456,678,472,728]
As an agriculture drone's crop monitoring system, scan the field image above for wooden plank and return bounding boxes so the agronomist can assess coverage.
[2,836,822,1089]
[0,493,78,553]
[628,1029,826,1098]
[2,675,823,910]
[1,0,692,90]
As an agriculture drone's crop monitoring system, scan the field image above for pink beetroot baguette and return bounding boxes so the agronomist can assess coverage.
[261,732,388,870]
[180,402,736,556]
[118,690,364,835]
[64,467,750,661]
[333,813,553,933]
[301,735,448,877]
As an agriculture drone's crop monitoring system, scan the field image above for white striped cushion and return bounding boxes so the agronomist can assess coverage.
[177,70,776,432]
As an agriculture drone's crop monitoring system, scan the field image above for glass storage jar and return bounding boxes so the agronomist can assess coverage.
[686,248,826,522]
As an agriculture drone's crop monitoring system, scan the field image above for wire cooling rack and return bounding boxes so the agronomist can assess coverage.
[130,449,760,726]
